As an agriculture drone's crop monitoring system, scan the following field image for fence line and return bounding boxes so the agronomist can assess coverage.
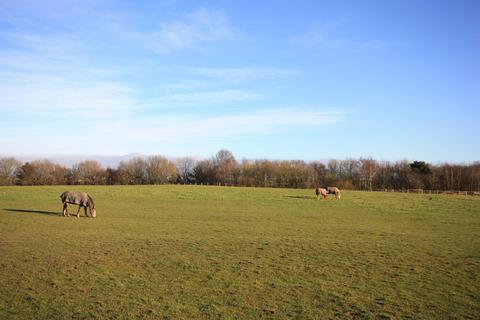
[177,183,479,195]
[368,188,478,196]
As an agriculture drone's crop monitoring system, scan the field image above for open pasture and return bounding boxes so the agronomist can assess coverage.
[0,185,479,319]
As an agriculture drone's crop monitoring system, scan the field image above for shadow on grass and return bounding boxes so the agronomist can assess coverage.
[3,208,61,216]
[285,195,316,200]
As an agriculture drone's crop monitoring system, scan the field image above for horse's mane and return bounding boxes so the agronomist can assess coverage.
[87,195,95,209]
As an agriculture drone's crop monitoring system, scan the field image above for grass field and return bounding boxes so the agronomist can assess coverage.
[0,185,479,319]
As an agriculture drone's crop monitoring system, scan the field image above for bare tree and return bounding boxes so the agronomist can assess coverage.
[105,168,120,185]
[214,150,238,185]
[254,159,276,187]
[374,161,392,190]
[0,157,22,185]
[17,160,66,185]
[339,159,360,189]
[176,157,197,184]
[310,161,326,187]
[359,158,377,191]
[193,159,216,185]
[3,151,479,190]
[72,160,105,185]
[325,159,341,186]
[146,155,177,184]
[53,164,69,185]
[117,157,148,184]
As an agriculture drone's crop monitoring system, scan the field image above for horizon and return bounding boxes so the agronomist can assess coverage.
[1,1,479,162]
[1,151,478,168]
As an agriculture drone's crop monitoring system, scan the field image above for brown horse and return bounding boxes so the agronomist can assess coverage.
[315,187,328,200]
[326,187,341,199]
[60,191,96,218]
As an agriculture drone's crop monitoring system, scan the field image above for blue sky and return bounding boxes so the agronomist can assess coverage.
[1,0,479,163]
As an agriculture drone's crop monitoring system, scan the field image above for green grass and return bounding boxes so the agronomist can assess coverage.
[0,185,479,319]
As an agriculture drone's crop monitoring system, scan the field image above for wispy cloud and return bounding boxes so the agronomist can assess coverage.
[295,15,386,50]
[0,78,135,119]
[1,108,345,154]
[136,8,233,53]
[0,32,86,73]
[193,67,299,82]
[143,89,263,108]
[0,30,137,119]
[0,4,349,157]
[98,108,343,143]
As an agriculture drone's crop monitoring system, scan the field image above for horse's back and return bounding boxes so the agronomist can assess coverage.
[315,187,327,195]
[60,191,89,206]
[327,187,339,193]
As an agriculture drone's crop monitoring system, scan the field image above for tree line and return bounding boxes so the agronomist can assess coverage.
[1,150,479,191]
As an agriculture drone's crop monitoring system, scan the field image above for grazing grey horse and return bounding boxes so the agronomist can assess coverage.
[315,187,328,200]
[326,187,341,199]
[60,191,96,218]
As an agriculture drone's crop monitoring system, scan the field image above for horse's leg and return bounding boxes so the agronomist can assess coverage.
[63,203,67,217]
[84,206,88,217]
[65,203,70,217]
[76,205,81,218]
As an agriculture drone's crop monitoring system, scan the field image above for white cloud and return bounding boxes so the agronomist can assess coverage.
[100,108,340,139]
[0,52,137,119]
[0,6,347,156]
[0,29,138,119]
[193,67,299,82]
[138,8,233,53]
[295,15,386,50]
[142,89,264,108]
[0,79,135,117]
[1,108,344,155]
[297,26,349,49]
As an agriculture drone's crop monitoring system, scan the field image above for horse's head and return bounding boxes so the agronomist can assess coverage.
[87,195,96,218]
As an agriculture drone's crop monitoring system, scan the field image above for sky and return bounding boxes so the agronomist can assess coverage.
[1,0,479,163]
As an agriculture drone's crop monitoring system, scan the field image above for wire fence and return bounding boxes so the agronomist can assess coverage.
[369,189,480,196]
[175,182,480,196]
